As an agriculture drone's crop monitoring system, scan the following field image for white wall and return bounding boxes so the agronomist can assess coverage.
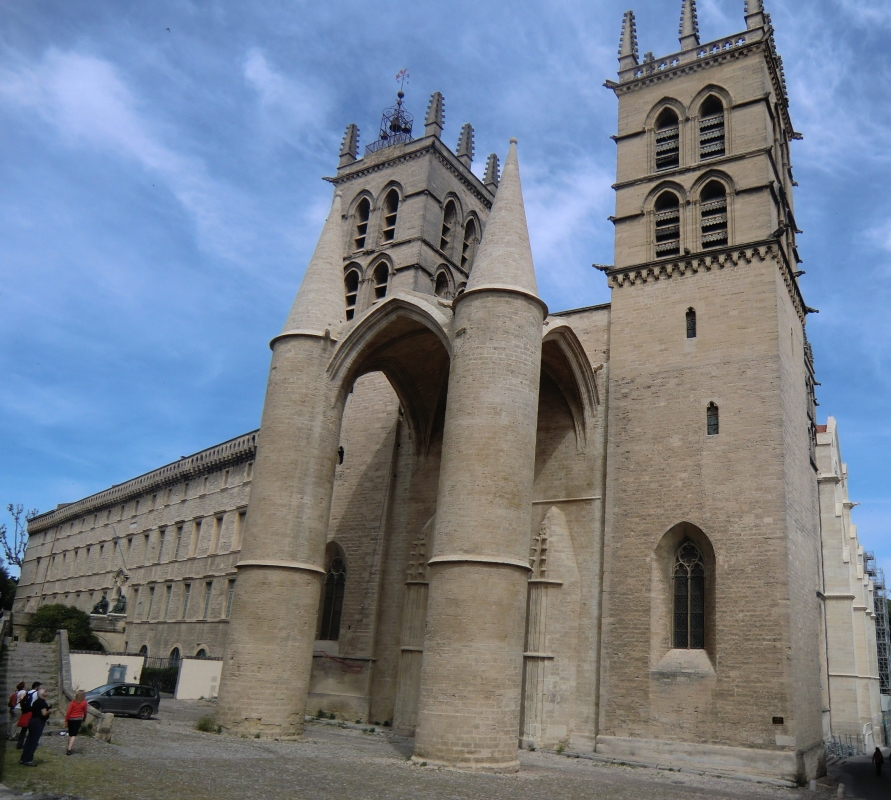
[175,658,222,700]
[71,653,145,692]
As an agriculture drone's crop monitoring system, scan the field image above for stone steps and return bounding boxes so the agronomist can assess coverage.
[0,640,61,711]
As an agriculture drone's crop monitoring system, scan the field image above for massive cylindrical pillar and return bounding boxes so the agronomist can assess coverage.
[413,140,545,771]
[216,192,346,737]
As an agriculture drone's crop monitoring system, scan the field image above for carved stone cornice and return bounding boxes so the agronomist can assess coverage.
[28,431,259,534]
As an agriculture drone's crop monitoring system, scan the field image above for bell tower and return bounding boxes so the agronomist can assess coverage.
[598,0,824,784]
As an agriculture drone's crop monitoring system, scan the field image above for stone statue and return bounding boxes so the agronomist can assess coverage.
[110,595,127,614]
[91,594,109,615]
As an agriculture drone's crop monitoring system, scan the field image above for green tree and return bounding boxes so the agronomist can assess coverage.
[0,564,17,610]
[26,604,104,651]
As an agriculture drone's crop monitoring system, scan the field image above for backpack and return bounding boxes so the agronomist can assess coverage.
[7,691,16,709]
[19,692,31,713]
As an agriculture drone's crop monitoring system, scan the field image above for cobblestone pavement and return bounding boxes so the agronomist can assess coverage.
[0,700,840,799]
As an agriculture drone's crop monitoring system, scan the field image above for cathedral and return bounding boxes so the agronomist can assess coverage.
[15,0,885,786]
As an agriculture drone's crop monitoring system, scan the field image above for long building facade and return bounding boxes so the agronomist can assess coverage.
[16,1,882,785]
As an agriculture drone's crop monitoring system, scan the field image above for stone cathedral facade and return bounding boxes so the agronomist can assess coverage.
[16,1,884,785]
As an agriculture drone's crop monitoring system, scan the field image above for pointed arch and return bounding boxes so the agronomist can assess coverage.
[434,268,452,299]
[343,263,361,321]
[377,184,403,244]
[439,196,462,259]
[319,541,346,641]
[461,214,481,272]
[690,85,733,161]
[371,259,390,301]
[348,192,374,251]
[652,189,682,258]
[699,181,729,249]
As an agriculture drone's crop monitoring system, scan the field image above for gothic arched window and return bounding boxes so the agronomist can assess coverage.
[319,557,346,641]
[707,402,719,435]
[673,541,705,649]
[654,191,681,258]
[354,198,370,250]
[434,271,450,299]
[461,219,478,271]
[700,181,728,249]
[169,647,181,664]
[699,96,725,160]
[381,189,399,243]
[373,263,389,300]
[440,200,457,256]
[655,108,680,171]
[344,268,360,321]
[686,307,697,339]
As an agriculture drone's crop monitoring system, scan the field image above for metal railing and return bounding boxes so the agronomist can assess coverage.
[826,733,866,759]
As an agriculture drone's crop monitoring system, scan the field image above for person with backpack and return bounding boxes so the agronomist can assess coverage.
[16,682,41,750]
[7,682,26,739]
[19,686,51,766]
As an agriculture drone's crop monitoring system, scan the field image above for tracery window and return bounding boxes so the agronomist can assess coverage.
[344,269,360,321]
[686,307,697,339]
[354,198,370,250]
[440,200,457,256]
[461,219,478,271]
[654,191,681,258]
[673,541,705,649]
[373,263,389,300]
[699,96,726,160]
[707,402,719,435]
[381,189,399,243]
[700,181,728,249]
[655,108,680,171]
[319,557,346,641]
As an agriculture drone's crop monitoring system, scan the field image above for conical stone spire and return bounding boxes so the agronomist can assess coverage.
[456,123,474,167]
[424,91,444,138]
[281,192,345,335]
[618,10,639,70]
[678,0,700,49]
[466,139,538,297]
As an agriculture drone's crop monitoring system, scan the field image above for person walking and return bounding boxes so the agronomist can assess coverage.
[873,746,885,777]
[63,690,88,755]
[7,681,26,739]
[15,681,40,750]
[19,687,50,766]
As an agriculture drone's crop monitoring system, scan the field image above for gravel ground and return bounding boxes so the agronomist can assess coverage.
[0,701,840,799]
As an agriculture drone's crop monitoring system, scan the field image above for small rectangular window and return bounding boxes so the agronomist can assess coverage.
[245,462,253,480]
[146,586,155,620]
[226,580,236,619]
[182,583,191,619]
[157,530,166,563]
[189,520,202,558]
[174,524,184,560]
[202,581,213,619]
[233,510,246,551]
[209,516,223,555]
[222,469,230,488]
[163,585,172,620]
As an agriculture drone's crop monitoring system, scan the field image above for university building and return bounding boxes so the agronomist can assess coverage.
[16,0,883,784]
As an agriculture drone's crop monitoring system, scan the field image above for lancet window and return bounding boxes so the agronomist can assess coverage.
[354,198,370,250]
[707,402,719,435]
[686,308,697,339]
[673,541,705,649]
[461,219,478,271]
[654,191,681,258]
[381,189,399,243]
[700,181,728,249]
[655,109,680,171]
[434,271,450,298]
[344,269,360,321]
[699,96,726,160]
[440,200,457,256]
[373,263,389,300]
[319,557,346,641]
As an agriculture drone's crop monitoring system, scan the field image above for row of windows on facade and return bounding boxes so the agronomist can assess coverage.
[654,95,726,172]
[30,462,254,546]
[37,510,247,584]
[315,542,710,653]
[142,646,209,662]
[653,181,728,258]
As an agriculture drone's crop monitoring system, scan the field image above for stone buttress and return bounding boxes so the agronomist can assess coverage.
[413,141,546,771]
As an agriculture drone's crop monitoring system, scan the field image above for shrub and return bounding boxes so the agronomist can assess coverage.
[195,716,218,733]
[26,604,104,650]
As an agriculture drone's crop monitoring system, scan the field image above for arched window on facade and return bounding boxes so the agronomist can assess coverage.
[169,647,181,665]
[344,269,360,321]
[373,263,389,300]
[461,219,478,271]
[440,200,457,256]
[353,198,371,250]
[381,189,399,243]
[673,541,705,649]
[319,556,346,641]
[686,307,697,339]
[699,96,726,160]
[707,402,719,435]
[195,648,207,659]
[655,108,680,171]
[138,645,148,656]
[654,191,681,258]
[434,271,450,299]
[700,181,728,249]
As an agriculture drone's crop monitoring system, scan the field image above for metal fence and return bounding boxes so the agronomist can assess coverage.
[826,733,866,759]
[141,655,180,693]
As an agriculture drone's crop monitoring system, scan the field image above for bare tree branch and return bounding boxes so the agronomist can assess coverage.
[3,504,39,567]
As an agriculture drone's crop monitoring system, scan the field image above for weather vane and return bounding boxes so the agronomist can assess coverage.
[396,69,410,91]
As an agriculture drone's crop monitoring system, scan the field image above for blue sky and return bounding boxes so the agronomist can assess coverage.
[0,0,888,573]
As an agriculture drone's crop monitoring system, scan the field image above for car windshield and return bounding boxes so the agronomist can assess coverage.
[86,684,116,695]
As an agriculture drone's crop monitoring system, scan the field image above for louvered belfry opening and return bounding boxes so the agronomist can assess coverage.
[373,263,389,300]
[440,200,457,256]
[654,191,681,258]
[461,218,477,271]
[344,269,360,321]
[700,181,728,249]
[673,541,705,649]
[655,108,680,171]
[699,96,726,160]
[354,198,370,250]
[381,189,399,243]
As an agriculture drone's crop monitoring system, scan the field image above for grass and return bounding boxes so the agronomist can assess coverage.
[194,716,220,734]
[1,742,105,796]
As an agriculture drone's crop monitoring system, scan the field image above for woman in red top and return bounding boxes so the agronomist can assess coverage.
[64,690,88,755]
